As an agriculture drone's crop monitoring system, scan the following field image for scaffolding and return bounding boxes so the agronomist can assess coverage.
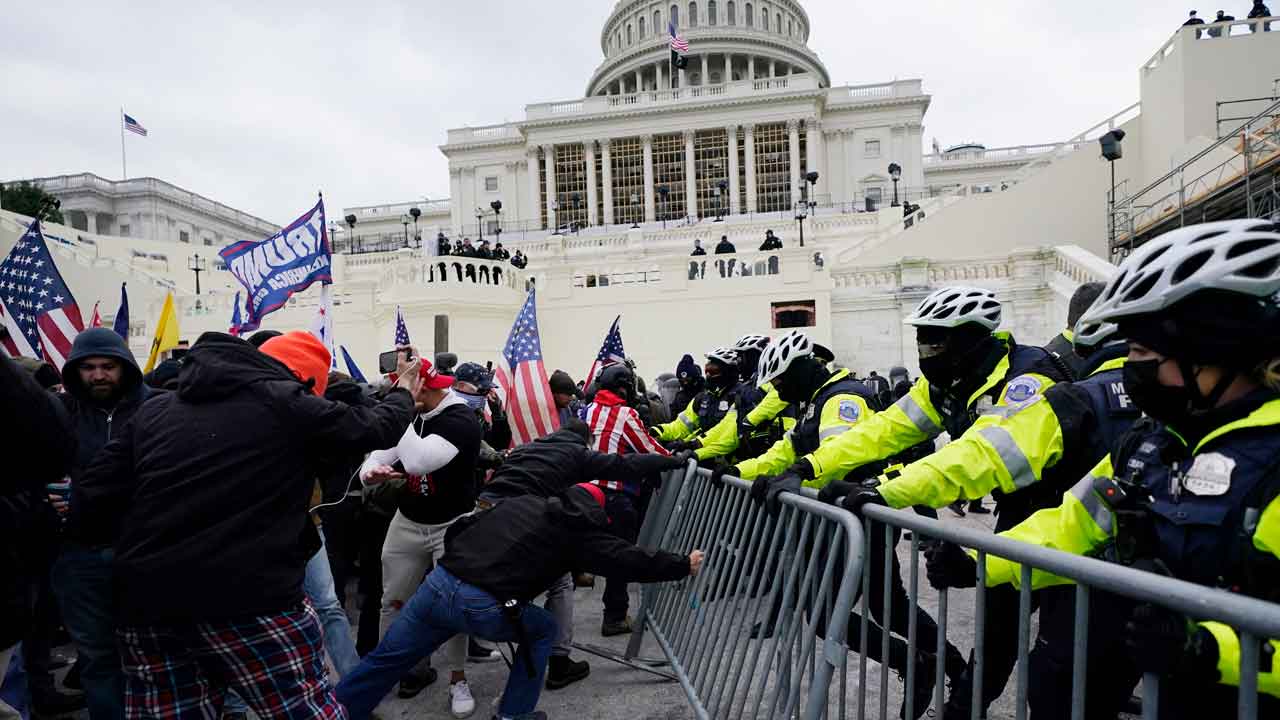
[694,128,729,219]
[653,133,687,222]
[610,137,645,225]
[754,122,791,213]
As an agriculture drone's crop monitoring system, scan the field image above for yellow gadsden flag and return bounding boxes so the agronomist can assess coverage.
[143,292,180,372]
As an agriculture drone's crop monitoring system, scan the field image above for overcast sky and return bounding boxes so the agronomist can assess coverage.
[3,1,1195,225]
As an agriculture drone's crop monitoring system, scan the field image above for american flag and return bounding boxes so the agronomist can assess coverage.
[123,113,148,136]
[228,291,243,336]
[309,284,338,370]
[0,219,84,368]
[585,314,625,389]
[112,282,130,340]
[394,305,411,347]
[494,289,559,447]
[89,302,102,328]
[668,18,689,53]
[586,396,669,493]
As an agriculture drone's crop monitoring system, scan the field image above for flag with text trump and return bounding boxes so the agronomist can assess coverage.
[494,288,559,447]
[0,219,84,368]
[219,198,330,332]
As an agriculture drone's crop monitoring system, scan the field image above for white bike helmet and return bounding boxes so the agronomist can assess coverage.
[1079,219,1280,326]
[905,286,1002,330]
[705,347,739,367]
[1071,317,1120,353]
[757,331,814,385]
[733,334,771,352]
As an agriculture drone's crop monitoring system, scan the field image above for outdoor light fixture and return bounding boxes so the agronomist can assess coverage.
[888,163,902,207]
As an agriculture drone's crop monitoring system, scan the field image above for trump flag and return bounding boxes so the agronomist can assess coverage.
[220,198,331,331]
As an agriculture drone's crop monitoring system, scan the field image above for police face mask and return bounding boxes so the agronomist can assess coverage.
[1123,356,1234,430]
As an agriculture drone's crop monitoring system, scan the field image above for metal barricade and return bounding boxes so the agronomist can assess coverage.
[606,463,866,720]
[851,503,1280,720]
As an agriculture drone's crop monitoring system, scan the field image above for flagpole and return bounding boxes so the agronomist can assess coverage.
[119,107,127,179]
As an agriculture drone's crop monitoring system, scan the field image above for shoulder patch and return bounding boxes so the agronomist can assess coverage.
[838,399,861,423]
[1003,375,1044,404]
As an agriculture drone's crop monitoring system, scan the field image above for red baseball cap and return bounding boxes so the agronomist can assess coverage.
[418,357,456,390]
[575,482,607,509]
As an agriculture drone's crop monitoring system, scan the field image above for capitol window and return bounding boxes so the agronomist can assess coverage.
[708,1,716,25]
[203,238,213,246]
[864,139,881,158]
[654,10,661,33]
[761,8,768,30]
[788,19,792,35]
[627,24,632,44]
[865,186,883,206]
[727,1,735,25]
[688,2,697,27]
[776,13,782,32]
[485,176,499,192]
[745,3,752,26]
[179,230,190,244]
[639,16,646,38]
[671,4,678,25]
[120,224,131,237]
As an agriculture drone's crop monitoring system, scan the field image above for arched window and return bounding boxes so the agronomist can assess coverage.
[688,2,698,27]
[745,2,753,26]
[727,1,736,24]
[708,0,717,25]
[761,8,768,29]
[787,19,792,36]
[654,10,661,33]
[626,24,632,44]
[776,13,782,32]
[671,4,679,25]
[639,16,646,38]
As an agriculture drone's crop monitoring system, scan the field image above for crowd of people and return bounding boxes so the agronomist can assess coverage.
[1182,3,1273,35]
[3,218,1280,720]
[436,233,527,270]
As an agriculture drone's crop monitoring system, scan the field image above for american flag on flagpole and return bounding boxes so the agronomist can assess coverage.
[585,315,625,388]
[89,302,103,328]
[228,291,243,336]
[668,18,689,53]
[123,113,148,136]
[394,305,411,347]
[0,219,84,368]
[494,289,559,447]
[309,284,338,370]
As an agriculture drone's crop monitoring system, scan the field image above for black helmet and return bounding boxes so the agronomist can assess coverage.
[597,363,636,397]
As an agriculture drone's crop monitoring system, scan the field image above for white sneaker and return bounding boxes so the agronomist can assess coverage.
[449,680,476,719]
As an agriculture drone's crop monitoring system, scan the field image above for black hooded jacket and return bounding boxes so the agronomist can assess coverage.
[59,327,155,486]
[441,487,690,603]
[68,333,416,624]
[481,427,683,502]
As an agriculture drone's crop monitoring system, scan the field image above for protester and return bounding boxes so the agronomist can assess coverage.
[714,235,737,277]
[510,250,528,269]
[1184,9,1206,35]
[479,419,686,689]
[336,477,701,720]
[690,239,706,256]
[673,354,704,411]
[759,230,783,251]
[1,353,74,720]
[438,232,451,256]
[549,369,583,426]
[50,327,157,720]
[359,353,483,716]
[67,331,418,720]
[477,240,493,260]
[492,242,510,261]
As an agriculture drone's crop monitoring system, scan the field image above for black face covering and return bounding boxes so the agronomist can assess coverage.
[1124,357,1239,434]
[706,361,739,391]
[917,326,999,392]
[774,358,829,403]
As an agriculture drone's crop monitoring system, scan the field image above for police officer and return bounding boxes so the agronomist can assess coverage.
[1043,281,1106,381]
[841,318,1139,718]
[652,347,743,450]
[689,334,792,463]
[935,220,1280,716]
[712,331,961,718]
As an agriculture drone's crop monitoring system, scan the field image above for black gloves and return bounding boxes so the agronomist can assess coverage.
[817,480,857,506]
[710,465,735,489]
[664,439,700,453]
[750,471,803,516]
[672,449,697,465]
[841,489,888,518]
[789,458,816,481]
[1124,604,1219,681]
[924,542,977,589]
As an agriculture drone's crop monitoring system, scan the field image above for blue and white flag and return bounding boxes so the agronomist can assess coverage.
[341,345,368,384]
[394,305,411,347]
[112,283,130,340]
[219,198,331,331]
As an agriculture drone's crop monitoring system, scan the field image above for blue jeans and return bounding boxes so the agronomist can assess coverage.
[305,530,360,677]
[336,567,555,720]
[51,546,123,720]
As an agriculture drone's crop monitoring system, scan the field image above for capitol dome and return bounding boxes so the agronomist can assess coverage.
[587,0,830,96]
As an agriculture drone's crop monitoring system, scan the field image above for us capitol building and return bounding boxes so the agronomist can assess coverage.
[5,4,1277,381]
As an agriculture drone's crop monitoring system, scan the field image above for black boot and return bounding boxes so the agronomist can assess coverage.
[396,665,438,699]
[545,655,591,690]
[896,650,937,720]
[600,616,633,637]
[968,499,991,514]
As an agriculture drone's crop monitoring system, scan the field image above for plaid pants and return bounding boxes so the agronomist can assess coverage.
[118,603,345,720]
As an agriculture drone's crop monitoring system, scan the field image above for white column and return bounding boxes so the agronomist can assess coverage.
[525,150,540,229]
[744,125,757,212]
[701,55,709,85]
[642,134,655,221]
[679,67,686,89]
[805,119,822,199]
[542,144,556,228]
[684,130,697,219]
[748,56,755,80]
[787,119,801,207]
[602,140,615,224]
[726,125,740,215]
[635,69,642,92]
[503,161,518,229]
[724,54,730,82]
[770,59,777,78]
[585,141,599,226]
[451,167,464,232]
[656,61,666,90]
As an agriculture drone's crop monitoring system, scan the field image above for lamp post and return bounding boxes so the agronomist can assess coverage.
[476,208,485,241]
[571,193,582,235]
[188,253,206,309]
[490,200,503,245]
[794,171,819,247]
[888,163,902,207]
[550,200,560,235]
[657,185,669,229]
[714,179,728,221]
[409,206,421,247]
[345,213,357,252]
[400,214,410,247]
[328,220,342,252]
[1099,129,1126,248]
[629,192,640,229]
